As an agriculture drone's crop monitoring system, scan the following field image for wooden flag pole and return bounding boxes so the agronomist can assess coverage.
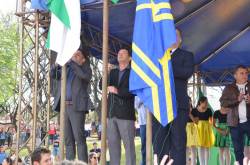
[100,0,109,164]
[146,110,152,165]
[59,65,66,160]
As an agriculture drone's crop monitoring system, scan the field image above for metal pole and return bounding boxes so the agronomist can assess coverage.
[146,111,152,165]
[46,51,51,148]
[59,65,67,160]
[15,0,24,162]
[31,11,39,150]
[100,0,109,164]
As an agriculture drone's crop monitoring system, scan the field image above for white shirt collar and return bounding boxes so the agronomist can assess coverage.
[170,48,177,55]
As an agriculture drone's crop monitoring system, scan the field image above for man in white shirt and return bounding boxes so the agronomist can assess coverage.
[220,65,250,165]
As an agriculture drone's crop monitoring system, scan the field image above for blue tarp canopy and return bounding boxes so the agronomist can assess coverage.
[31,0,250,85]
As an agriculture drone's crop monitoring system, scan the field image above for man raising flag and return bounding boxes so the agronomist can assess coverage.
[129,0,194,164]
[46,0,81,66]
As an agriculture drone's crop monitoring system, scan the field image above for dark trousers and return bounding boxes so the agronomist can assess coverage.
[7,138,12,147]
[64,104,88,162]
[140,125,146,165]
[230,121,250,165]
[152,109,188,165]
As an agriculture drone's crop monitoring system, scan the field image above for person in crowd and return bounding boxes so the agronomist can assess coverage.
[25,126,31,141]
[213,106,231,165]
[10,155,23,165]
[31,148,52,165]
[48,122,56,145]
[50,45,92,162]
[36,125,42,147]
[17,158,23,165]
[220,65,250,165]
[152,29,194,165]
[192,96,214,165]
[186,97,198,165]
[0,128,6,146]
[89,142,101,161]
[0,146,7,165]
[6,128,13,147]
[2,157,13,165]
[106,48,136,165]
[97,123,101,140]
[90,122,96,136]
[55,160,88,165]
[52,133,60,161]
[134,96,147,165]
[88,152,98,165]
[20,127,26,145]
[41,126,46,146]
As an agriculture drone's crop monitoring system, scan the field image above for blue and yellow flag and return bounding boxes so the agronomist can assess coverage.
[129,0,177,126]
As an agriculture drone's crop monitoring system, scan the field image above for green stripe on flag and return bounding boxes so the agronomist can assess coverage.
[47,0,70,28]
[111,0,119,4]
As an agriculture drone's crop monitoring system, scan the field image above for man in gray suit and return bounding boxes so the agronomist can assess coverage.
[51,46,92,162]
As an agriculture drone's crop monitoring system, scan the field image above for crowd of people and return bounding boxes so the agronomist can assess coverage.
[0,127,14,148]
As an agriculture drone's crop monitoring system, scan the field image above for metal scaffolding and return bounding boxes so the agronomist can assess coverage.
[15,0,51,159]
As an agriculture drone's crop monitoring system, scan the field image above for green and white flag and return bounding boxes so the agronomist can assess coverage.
[46,0,81,66]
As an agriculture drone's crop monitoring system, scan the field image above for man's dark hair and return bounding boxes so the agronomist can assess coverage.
[88,152,96,162]
[18,157,22,163]
[234,65,248,74]
[119,47,132,57]
[31,148,51,165]
[197,96,208,107]
[4,157,13,165]
[78,44,89,60]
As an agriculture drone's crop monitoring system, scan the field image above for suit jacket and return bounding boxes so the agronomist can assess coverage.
[171,48,194,110]
[107,67,136,120]
[50,60,92,112]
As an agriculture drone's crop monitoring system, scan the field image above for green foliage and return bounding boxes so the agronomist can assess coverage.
[0,14,19,104]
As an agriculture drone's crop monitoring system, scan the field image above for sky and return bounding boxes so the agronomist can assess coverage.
[0,0,17,14]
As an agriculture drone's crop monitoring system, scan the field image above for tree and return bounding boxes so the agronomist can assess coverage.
[0,13,19,105]
[0,13,19,125]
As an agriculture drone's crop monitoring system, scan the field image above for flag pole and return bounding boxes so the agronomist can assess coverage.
[100,0,109,164]
[146,110,152,165]
[59,65,66,160]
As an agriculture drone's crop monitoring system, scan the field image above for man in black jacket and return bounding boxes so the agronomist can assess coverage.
[50,46,92,162]
[152,30,194,165]
[107,49,136,165]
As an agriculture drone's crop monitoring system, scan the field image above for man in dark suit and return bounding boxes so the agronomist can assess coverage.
[152,30,194,165]
[50,46,92,162]
[107,49,136,165]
